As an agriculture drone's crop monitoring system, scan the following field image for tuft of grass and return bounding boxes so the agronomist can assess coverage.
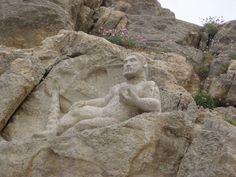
[219,64,229,74]
[229,52,236,60]
[197,51,214,79]
[198,66,210,79]
[194,90,216,109]
[226,119,236,126]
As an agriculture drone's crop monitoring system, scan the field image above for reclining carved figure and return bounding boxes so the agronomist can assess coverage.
[36,53,161,137]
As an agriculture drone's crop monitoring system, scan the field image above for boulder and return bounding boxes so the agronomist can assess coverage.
[0,0,74,48]
[208,61,236,106]
[93,7,128,31]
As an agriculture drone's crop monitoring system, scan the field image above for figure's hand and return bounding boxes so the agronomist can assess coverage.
[119,87,139,106]
[71,101,86,109]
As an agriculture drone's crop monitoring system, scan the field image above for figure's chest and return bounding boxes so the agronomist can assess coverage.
[114,83,146,97]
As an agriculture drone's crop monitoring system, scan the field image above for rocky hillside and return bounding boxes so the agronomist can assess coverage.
[0,0,235,177]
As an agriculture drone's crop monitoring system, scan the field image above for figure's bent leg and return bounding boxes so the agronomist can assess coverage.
[57,106,104,135]
[63,117,120,135]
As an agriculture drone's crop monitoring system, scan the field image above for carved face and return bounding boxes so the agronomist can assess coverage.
[123,55,144,80]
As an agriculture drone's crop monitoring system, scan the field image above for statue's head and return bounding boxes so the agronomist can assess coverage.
[123,53,148,80]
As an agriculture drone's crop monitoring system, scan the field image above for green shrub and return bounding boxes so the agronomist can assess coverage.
[105,36,136,48]
[204,23,218,37]
[198,66,210,79]
[201,16,224,41]
[194,90,216,108]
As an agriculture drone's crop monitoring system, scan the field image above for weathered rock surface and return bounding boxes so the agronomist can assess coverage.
[200,21,236,106]
[177,111,236,177]
[208,60,236,106]
[212,106,236,123]
[0,0,235,176]
[0,47,44,131]
[93,7,128,32]
[0,111,193,177]
[211,20,236,52]
[150,53,200,94]
[121,0,203,67]
[1,30,194,140]
[0,111,235,177]
[206,27,236,80]
[0,0,74,48]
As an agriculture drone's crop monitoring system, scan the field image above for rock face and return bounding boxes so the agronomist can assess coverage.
[177,111,236,177]
[203,21,236,105]
[0,111,193,177]
[1,30,194,141]
[122,0,203,67]
[0,47,44,131]
[208,67,236,106]
[1,111,235,177]
[0,0,204,67]
[0,0,74,48]
[0,0,236,177]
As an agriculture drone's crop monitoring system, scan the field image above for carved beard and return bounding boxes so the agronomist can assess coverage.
[123,67,144,80]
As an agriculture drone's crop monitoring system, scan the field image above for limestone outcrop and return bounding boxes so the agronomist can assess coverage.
[0,0,235,176]
[1,30,194,140]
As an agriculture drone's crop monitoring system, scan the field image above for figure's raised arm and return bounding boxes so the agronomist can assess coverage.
[119,81,161,112]
[71,86,115,108]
